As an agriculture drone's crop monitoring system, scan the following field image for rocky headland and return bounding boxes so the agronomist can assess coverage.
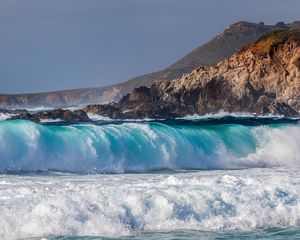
[1,21,299,108]
[4,29,300,121]
[83,29,300,119]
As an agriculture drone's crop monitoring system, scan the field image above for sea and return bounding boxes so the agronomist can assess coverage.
[1,111,300,239]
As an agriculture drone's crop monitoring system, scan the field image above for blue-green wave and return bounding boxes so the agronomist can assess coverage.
[0,119,300,173]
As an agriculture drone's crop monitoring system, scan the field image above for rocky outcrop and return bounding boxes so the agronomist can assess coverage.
[6,29,300,121]
[9,109,90,122]
[1,21,299,108]
[85,29,300,119]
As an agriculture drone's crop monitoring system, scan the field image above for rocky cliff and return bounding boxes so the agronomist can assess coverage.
[6,29,300,121]
[83,29,300,119]
[1,21,299,108]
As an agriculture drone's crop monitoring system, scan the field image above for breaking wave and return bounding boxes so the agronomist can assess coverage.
[0,119,300,173]
[1,169,300,239]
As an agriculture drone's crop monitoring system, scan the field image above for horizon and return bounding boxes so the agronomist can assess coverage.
[1,0,300,94]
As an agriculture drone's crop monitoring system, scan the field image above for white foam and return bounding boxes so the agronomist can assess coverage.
[239,126,300,168]
[16,106,55,112]
[177,110,295,120]
[39,119,62,123]
[178,111,254,120]
[10,105,84,113]
[62,105,87,111]
[86,112,159,122]
[0,113,12,121]
[87,113,112,121]
[1,168,300,239]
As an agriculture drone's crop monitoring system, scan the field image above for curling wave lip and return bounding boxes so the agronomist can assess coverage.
[0,119,299,173]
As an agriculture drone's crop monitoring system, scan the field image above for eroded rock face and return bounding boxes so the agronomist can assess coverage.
[107,30,300,118]
[7,30,300,121]
[1,21,300,108]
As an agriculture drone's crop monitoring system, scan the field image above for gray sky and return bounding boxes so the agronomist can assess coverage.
[0,0,300,94]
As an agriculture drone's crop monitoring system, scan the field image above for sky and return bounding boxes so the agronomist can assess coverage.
[0,0,300,94]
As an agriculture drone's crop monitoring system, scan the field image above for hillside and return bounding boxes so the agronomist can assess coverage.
[10,29,300,121]
[1,21,299,108]
[99,29,300,118]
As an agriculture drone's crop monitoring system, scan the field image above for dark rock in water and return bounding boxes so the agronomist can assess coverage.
[84,104,124,119]
[122,102,195,119]
[9,109,90,122]
[9,112,40,122]
[254,96,298,116]
[39,109,90,122]
[0,108,28,115]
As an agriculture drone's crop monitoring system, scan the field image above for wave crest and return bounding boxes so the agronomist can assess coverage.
[0,120,299,173]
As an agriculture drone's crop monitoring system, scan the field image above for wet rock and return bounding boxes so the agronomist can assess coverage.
[9,109,90,122]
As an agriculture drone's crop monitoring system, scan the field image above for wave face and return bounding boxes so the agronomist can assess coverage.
[0,119,300,173]
[1,169,300,239]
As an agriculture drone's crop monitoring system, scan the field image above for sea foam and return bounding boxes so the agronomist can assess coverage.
[1,169,300,239]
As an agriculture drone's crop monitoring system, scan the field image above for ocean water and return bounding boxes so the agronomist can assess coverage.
[1,116,300,239]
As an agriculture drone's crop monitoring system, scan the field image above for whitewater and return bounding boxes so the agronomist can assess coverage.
[1,117,300,239]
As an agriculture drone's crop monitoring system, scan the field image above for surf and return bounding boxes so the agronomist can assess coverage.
[0,118,299,173]
[1,168,300,239]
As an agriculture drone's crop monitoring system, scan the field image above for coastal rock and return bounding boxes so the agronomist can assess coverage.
[1,21,300,108]
[105,29,300,118]
[84,104,124,119]
[9,109,90,122]
[9,30,300,121]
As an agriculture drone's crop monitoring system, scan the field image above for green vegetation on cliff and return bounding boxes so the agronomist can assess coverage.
[250,29,300,53]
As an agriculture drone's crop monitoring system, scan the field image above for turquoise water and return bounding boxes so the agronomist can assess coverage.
[28,228,300,239]
[1,117,300,239]
[0,118,299,173]
[22,228,300,239]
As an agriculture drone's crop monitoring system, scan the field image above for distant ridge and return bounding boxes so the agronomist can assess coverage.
[1,21,299,108]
